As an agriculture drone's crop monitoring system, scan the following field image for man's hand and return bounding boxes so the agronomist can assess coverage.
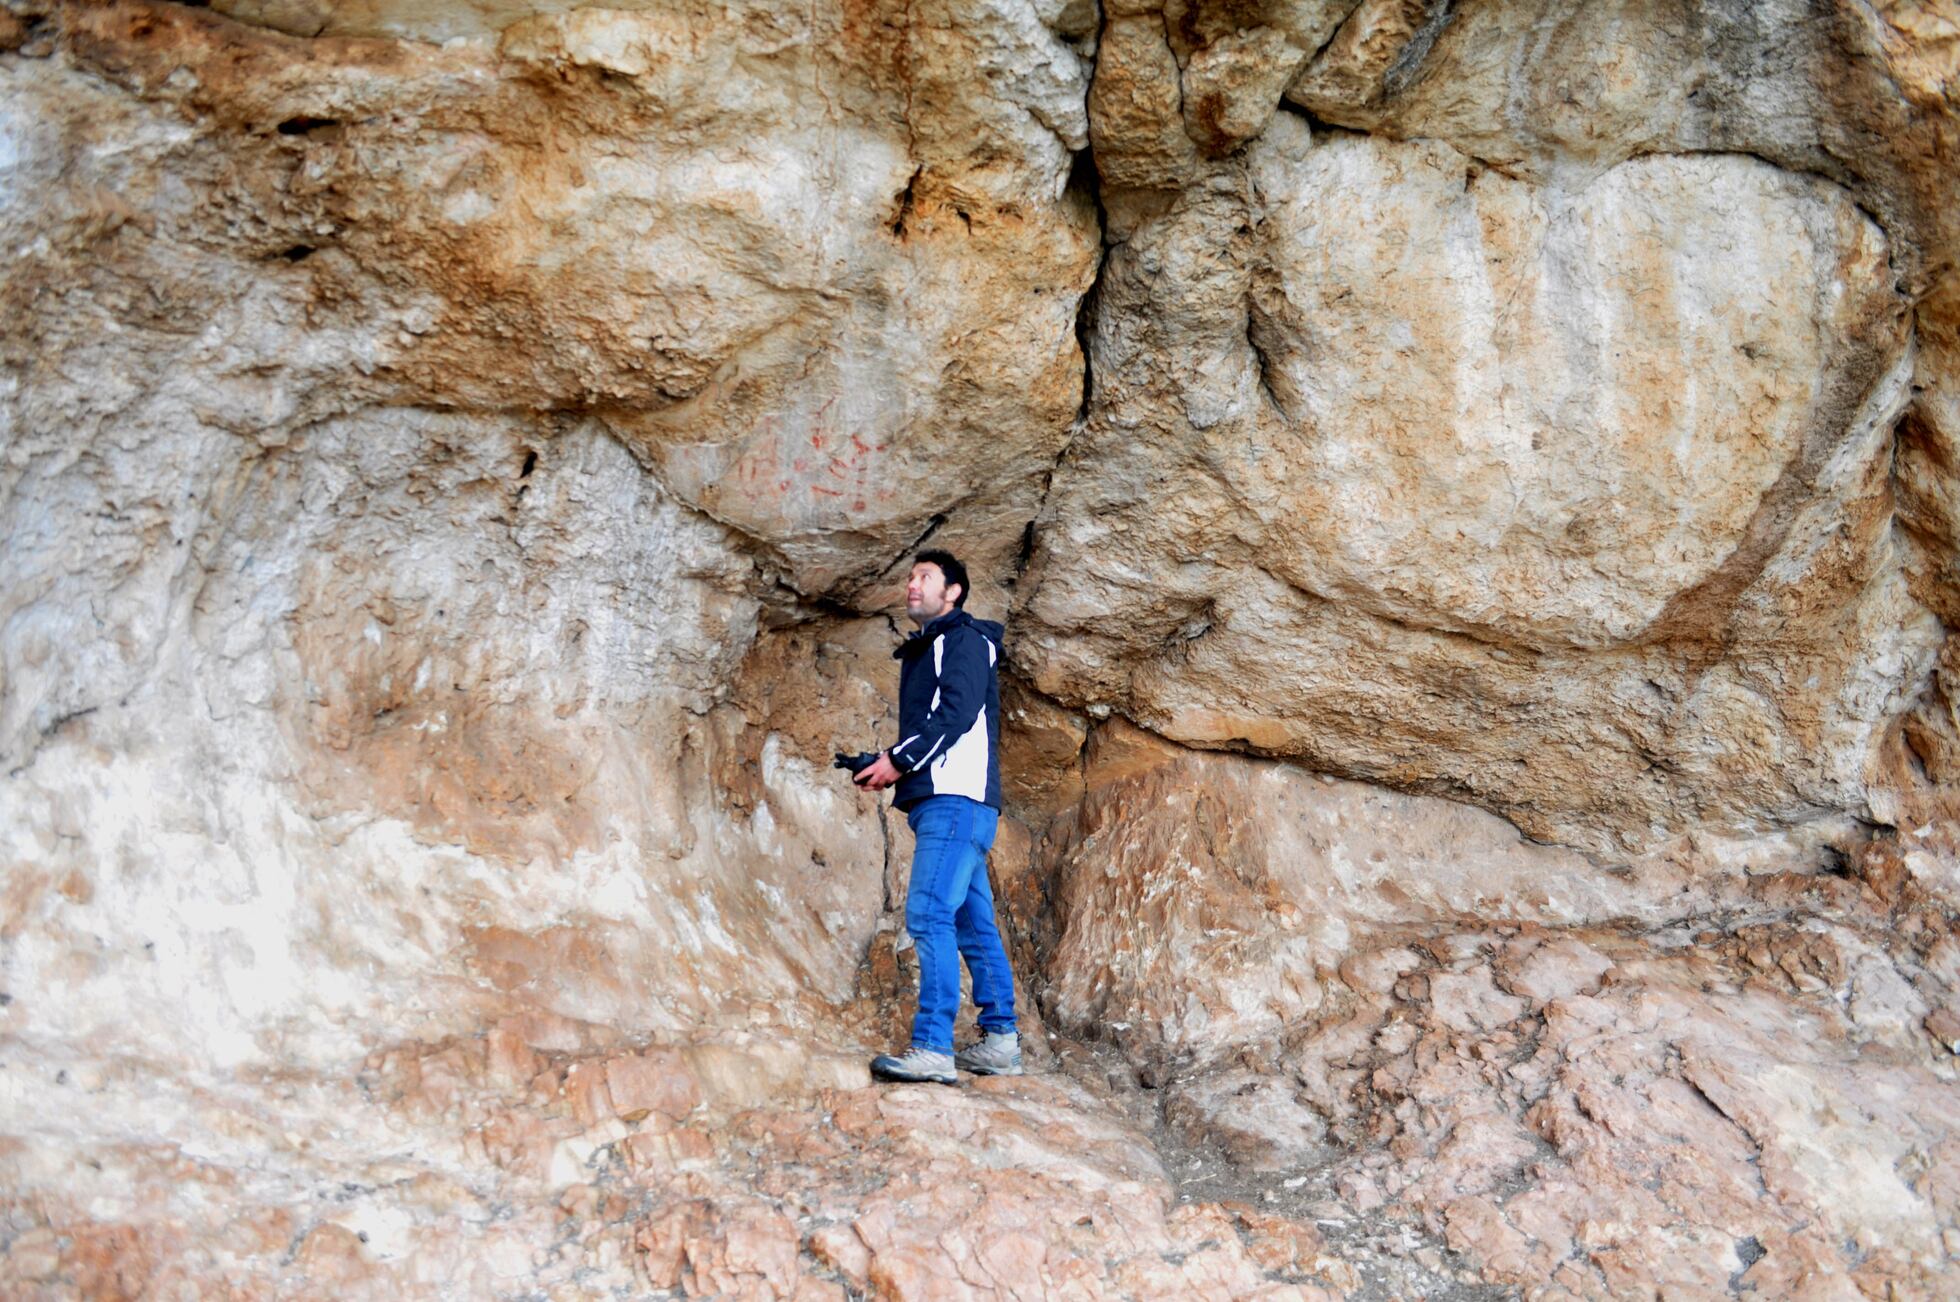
[854,751,902,791]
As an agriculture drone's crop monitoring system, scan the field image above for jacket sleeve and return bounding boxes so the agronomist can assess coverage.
[889,627,993,773]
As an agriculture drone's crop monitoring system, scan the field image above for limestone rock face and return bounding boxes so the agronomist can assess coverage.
[7,0,1096,612]
[1021,116,1926,850]
[1,0,1095,1065]
[5,0,1960,1296]
[1026,0,1960,852]
[1023,734,1960,1295]
[1041,738,1676,1073]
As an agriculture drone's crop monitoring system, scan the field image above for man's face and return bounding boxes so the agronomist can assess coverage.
[904,562,960,625]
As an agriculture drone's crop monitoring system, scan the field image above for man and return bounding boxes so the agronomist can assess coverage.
[852,549,1022,1084]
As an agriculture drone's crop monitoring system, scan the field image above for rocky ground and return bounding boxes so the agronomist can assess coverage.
[5,761,1958,1298]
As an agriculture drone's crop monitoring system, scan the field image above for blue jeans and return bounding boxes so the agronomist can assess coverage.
[903,796,1016,1053]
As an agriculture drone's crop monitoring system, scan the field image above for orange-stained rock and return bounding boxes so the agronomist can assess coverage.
[1089,16,1203,192]
[604,1049,700,1123]
[997,679,1088,820]
[1228,1204,1325,1275]
[807,1223,872,1291]
[3,0,1960,1299]
[563,1060,615,1129]
[293,1223,379,1286]
[621,1123,717,1177]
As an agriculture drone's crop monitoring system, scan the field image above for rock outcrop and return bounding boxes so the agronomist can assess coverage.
[1030,726,1960,1296]
[1021,0,1960,854]
[3,0,1958,1297]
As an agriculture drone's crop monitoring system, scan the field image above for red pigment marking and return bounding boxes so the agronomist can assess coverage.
[812,485,843,497]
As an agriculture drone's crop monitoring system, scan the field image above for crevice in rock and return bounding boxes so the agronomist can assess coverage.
[1243,307,1288,421]
[1158,6,1189,93]
[37,704,99,739]
[1009,146,1107,604]
[763,580,878,630]
[1381,0,1458,100]
[1011,518,1038,582]
[886,512,946,574]
[1067,149,1104,427]
[1271,97,1370,140]
[274,114,339,137]
[888,165,922,239]
[1676,1051,1744,1132]
[1898,716,1938,786]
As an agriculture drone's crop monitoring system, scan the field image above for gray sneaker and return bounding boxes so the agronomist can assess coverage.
[954,1031,1023,1077]
[869,1046,957,1085]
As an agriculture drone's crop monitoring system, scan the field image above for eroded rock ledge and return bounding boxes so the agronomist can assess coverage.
[3,0,1958,1297]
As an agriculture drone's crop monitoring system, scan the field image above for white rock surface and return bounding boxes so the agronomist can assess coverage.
[1020,116,1935,851]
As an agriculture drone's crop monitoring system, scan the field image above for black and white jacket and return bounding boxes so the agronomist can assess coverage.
[888,609,1003,812]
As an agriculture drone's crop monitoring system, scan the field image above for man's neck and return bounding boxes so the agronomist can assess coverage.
[910,604,956,630]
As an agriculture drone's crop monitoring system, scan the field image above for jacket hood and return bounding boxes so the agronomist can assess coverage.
[894,608,1003,658]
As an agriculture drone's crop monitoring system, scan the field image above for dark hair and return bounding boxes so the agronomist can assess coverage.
[915,549,969,607]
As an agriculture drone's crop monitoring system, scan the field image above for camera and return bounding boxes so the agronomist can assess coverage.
[833,750,882,778]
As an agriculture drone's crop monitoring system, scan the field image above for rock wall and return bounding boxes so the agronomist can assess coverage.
[1021,0,1960,853]
[2,0,1958,1297]
[1,0,1095,1061]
